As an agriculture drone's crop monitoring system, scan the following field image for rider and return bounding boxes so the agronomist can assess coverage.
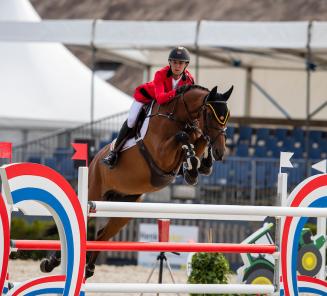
[103,46,195,169]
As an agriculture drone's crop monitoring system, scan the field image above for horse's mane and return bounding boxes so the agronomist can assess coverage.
[177,84,209,95]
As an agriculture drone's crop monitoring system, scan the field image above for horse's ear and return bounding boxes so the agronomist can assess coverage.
[221,85,233,101]
[206,86,218,102]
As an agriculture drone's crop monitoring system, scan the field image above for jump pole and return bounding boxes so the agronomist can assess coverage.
[11,240,277,253]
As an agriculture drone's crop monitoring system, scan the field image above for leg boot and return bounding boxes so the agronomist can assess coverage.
[103,121,132,169]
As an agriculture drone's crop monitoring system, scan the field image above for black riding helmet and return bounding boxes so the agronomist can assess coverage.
[168,46,190,63]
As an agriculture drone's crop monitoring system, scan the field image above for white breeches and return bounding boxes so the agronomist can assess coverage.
[127,101,145,128]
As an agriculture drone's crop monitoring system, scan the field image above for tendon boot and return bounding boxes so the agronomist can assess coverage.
[103,121,132,169]
[40,255,61,273]
[85,263,95,279]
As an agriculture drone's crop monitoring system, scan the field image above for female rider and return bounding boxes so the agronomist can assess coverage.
[103,46,194,168]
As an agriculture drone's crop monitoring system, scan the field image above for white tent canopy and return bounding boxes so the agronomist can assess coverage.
[0,0,132,123]
[1,2,327,120]
[2,20,327,50]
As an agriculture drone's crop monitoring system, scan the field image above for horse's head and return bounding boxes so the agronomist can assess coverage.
[204,85,233,160]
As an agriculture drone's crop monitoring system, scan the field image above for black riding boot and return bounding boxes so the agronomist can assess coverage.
[103,121,132,169]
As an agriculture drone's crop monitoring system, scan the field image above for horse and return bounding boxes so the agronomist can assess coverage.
[40,84,233,278]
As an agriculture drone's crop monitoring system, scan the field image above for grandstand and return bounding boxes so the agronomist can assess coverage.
[11,113,326,207]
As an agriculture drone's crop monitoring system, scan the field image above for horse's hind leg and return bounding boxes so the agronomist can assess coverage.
[85,216,134,278]
[40,251,61,273]
[85,192,142,278]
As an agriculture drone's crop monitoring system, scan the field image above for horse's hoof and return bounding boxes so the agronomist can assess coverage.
[40,256,60,273]
[40,259,54,273]
[183,169,198,185]
[85,264,95,279]
[198,163,213,176]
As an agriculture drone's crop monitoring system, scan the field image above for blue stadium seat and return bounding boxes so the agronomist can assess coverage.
[293,146,303,159]
[281,138,295,151]
[266,136,278,149]
[275,128,288,141]
[308,146,322,160]
[202,161,230,185]
[44,157,57,169]
[53,147,71,162]
[256,128,270,143]
[254,146,267,158]
[235,161,252,188]
[226,126,235,140]
[235,143,249,157]
[255,162,267,189]
[266,161,279,188]
[309,130,323,143]
[320,139,327,153]
[267,145,281,159]
[238,126,252,144]
[225,126,235,149]
[27,156,41,163]
[59,159,75,180]
[286,160,306,186]
[292,127,305,143]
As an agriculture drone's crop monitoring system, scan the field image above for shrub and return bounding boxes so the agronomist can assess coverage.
[187,252,231,296]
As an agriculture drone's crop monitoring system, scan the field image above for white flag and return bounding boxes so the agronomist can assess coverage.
[312,160,327,174]
[280,152,294,172]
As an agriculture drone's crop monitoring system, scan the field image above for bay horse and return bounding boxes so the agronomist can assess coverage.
[40,84,233,278]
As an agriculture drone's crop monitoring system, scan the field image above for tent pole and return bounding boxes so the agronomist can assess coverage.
[305,21,313,176]
[90,19,97,138]
[244,67,253,117]
[195,20,200,83]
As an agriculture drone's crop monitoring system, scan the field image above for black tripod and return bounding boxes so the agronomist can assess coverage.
[140,251,181,296]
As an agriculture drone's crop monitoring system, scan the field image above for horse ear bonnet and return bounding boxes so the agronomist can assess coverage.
[221,85,234,101]
[206,86,217,102]
[206,86,230,125]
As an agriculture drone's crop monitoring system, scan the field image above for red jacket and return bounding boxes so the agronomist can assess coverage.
[134,66,194,104]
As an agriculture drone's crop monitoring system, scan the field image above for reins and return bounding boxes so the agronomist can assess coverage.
[148,88,206,132]
[147,85,228,143]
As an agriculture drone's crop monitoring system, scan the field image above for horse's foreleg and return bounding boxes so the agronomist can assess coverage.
[85,217,133,279]
[198,145,214,176]
[175,131,201,185]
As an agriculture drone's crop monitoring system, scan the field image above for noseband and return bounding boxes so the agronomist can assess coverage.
[203,107,227,145]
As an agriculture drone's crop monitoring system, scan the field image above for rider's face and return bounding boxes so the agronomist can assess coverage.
[169,60,188,77]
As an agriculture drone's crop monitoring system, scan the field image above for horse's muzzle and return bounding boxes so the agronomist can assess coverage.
[212,148,224,161]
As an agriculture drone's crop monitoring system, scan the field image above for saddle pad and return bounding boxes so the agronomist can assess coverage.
[110,104,152,152]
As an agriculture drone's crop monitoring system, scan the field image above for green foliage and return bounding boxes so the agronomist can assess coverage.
[10,217,96,260]
[10,218,58,260]
[187,252,231,296]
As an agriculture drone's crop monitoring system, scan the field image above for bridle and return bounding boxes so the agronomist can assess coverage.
[149,91,206,132]
[203,104,228,146]
[148,88,228,144]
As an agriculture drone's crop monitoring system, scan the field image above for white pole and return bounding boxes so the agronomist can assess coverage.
[84,283,274,294]
[317,217,326,280]
[78,166,89,231]
[275,172,288,294]
[277,172,288,207]
[89,211,266,221]
[90,202,327,218]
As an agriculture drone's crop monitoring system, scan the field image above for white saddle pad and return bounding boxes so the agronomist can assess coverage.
[110,104,152,152]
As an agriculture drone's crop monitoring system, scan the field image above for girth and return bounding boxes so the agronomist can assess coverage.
[136,139,177,188]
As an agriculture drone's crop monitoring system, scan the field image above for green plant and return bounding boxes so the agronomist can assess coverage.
[187,252,231,296]
[10,218,58,260]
